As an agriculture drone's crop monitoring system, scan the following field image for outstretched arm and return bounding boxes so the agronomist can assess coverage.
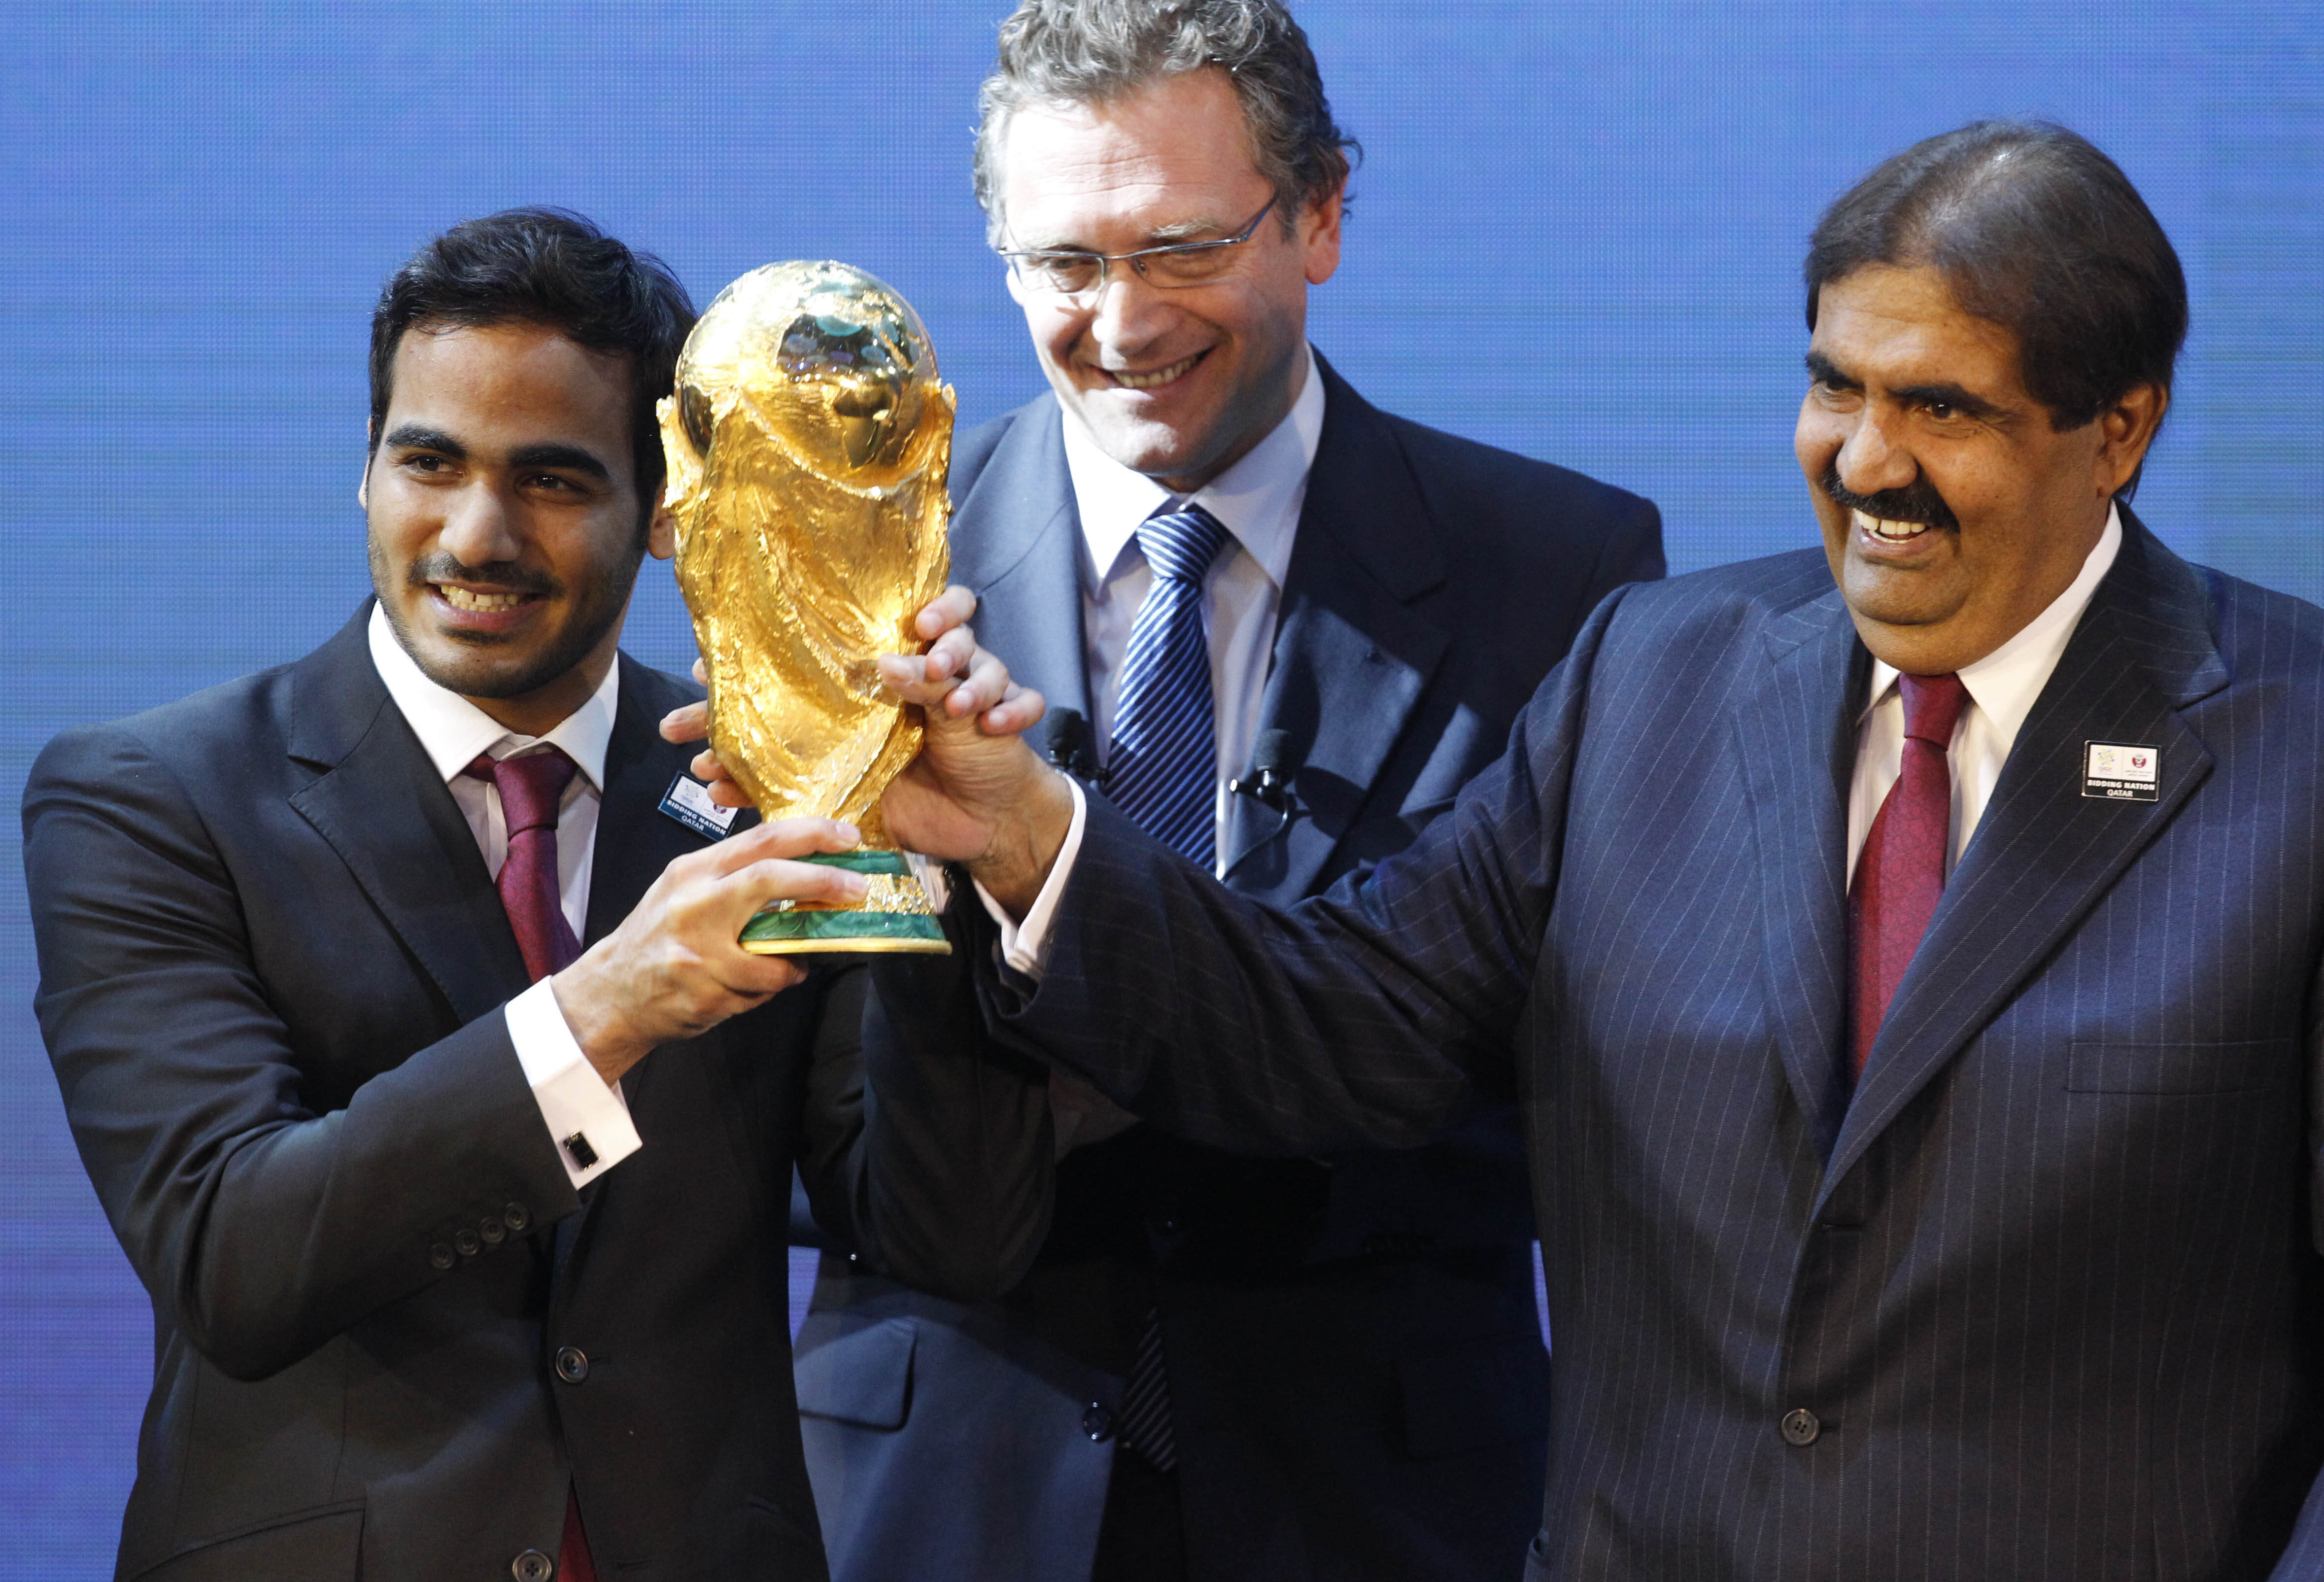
[890,586,1637,1159]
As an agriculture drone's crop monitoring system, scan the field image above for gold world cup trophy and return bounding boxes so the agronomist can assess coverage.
[658,261,955,955]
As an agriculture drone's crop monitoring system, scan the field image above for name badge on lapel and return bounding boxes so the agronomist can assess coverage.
[2082,742,2160,802]
[659,773,741,839]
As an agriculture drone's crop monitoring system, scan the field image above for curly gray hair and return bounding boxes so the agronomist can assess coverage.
[972,0,1359,246]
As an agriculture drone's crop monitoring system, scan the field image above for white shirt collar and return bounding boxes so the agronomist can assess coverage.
[1865,501,2123,740]
[1061,342,1326,590]
[367,601,619,791]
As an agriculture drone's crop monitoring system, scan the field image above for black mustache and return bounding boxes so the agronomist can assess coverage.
[1820,464,1958,533]
[406,553,560,598]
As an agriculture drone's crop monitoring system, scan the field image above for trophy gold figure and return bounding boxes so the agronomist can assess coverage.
[658,261,954,954]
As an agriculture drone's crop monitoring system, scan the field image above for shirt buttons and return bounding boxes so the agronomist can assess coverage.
[555,1346,590,1384]
[1780,1408,1822,1446]
[1081,1402,1115,1442]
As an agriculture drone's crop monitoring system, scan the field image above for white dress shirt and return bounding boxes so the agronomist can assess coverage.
[980,348,1323,956]
[1060,342,1326,870]
[1005,505,2127,983]
[368,604,640,1186]
[982,347,1325,1152]
[1846,505,2121,882]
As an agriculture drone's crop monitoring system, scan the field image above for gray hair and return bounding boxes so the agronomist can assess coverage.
[972,0,1359,246]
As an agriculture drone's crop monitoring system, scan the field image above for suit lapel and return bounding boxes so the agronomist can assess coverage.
[949,397,1093,727]
[1734,585,1867,1158]
[583,654,725,947]
[1223,363,1448,899]
[1822,516,2228,1191]
[285,609,529,1026]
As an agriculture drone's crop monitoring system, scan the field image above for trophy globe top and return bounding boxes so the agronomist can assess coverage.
[670,260,947,493]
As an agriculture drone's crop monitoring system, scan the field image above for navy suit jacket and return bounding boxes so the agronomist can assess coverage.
[988,513,2324,1582]
[796,359,1663,1582]
[25,609,1023,1582]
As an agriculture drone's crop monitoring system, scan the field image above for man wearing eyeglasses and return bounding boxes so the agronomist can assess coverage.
[786,3,1662,1579]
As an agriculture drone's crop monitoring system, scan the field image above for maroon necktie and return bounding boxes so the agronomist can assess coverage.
[462,749,596,1579]
[1847,672,1970,1087]
[464,748,582,983]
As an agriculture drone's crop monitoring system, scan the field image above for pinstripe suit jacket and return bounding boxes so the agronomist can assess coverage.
[987,511,2324,1582]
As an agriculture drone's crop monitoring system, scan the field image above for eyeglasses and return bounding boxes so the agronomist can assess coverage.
[998,197,1278,303]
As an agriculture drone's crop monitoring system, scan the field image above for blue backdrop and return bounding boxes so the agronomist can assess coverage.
[2,0,2317,1569]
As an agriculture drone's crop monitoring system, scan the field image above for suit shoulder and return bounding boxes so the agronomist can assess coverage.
[946,394,1055,498]
[1593,550,1838,644]
[1376,407,1654,525]
[619,652,705,715]
[24,664,308,857]
[2195,562,2324,675]
[33,663,300,790]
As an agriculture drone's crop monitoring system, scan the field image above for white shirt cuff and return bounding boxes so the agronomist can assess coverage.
[974,777,1088,982]
[505,977,641,1188]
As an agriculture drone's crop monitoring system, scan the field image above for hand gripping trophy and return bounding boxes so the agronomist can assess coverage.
[658,261,954,954]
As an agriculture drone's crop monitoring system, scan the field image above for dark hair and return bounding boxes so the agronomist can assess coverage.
[1805,121,2186,441]
[368,207,696,512]
[973,0,1360,244]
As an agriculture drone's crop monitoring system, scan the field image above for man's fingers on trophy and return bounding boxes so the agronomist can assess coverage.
[703,817,862,879]
[923,621,980,684]
[659,698,711,746]
[729,855,870,918]
[939,646,1015,720]
[913,584,979,643]
[687,747,755,807]
[981,682,1047,736]
[876,651,969,708]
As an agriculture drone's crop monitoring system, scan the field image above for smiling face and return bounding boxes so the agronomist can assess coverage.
[996,68,1341,492]
[1796,263,2165,675]
[364,320,667,735]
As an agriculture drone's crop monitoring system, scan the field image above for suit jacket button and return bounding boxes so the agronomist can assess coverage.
[556,1345,590,1384]
[512,1549,554,1582]
[479,1217,506,1245]
[1082,1402,1115,1442]
[454,1229,481,1258]
[504,1203,531,1233]
[1780,1408,1821,1446]
[428,1243,456,1271]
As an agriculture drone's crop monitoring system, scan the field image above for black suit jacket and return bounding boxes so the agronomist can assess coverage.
[25,608,1020,1582]
[796,360,1663,1582]
[988,514,2324,1582]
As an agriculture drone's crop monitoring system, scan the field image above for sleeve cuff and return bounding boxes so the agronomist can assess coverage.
[506,977,641,1188]
[973,777,1087,982]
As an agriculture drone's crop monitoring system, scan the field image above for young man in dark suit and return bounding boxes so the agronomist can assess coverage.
[24,208,1031,1582]
[885,122,2324,1582]
[770,4,1660,1578]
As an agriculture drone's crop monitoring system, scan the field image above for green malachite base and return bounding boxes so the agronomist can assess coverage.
[793,851,914,876]
[738,850,950,956]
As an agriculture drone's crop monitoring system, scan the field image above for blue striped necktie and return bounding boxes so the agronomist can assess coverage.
[1105,502,1231,1476]
[1107,504,1234,870]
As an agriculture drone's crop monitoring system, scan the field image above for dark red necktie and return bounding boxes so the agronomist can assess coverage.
[464,748,582,983]
[1847,672,1970,1087]
[462,749,596,1581]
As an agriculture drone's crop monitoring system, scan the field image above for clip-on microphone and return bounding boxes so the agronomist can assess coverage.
[1228,728,1299,833]
[1044,707,1108,787]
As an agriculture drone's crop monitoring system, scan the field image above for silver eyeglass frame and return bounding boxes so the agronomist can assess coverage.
[997,196,1280,302]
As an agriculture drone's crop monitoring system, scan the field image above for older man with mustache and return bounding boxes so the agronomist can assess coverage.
[870,119,2324,1581]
